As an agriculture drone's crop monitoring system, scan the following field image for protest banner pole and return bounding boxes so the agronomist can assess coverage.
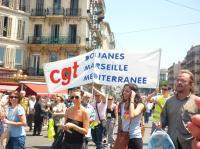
[91,82,95,101]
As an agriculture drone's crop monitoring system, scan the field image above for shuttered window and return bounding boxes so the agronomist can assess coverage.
[0,16,3,36]
[17,19,25,40]
[7,17,12,37]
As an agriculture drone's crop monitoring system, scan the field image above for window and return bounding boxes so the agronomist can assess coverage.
[33,24,42,43]
[51,24,60,43]
[0,47,5,65]
[17,19,25,40]
[15,48,23,67]
[36,0,44,15]
[19,0,26,11]
[53,0,61,9]
[53,0,61,14]
[2,16,12,38]
[2,0,9,7]
[34,24,42,37]
[67,52,77,58]
[30,55,40,75]
[49,52,58,62]
[68,24,77,43]
[70,0,79,16]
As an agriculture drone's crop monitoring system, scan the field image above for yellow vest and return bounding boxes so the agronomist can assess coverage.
[152,95,168,123]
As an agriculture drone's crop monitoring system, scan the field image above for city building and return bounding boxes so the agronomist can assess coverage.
[180,45,200,94]
[0,0,114,88]
[160,69,168,81]
[0,0,30,88]
[167,62,181,90]
[27,0,114,82]
[101,22,115,49]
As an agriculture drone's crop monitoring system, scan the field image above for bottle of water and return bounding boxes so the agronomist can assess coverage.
[147,128,175,149]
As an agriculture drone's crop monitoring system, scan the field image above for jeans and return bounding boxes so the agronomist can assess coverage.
[128,138,143,149]
[6,136,25,149]
[106,118,115,145]
[91,124,104,149]
[144,112,151,123]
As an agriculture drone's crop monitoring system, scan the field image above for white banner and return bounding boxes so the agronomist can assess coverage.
[43,49,161,93]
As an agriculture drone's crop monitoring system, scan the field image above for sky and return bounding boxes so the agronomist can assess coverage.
[104,0,200,69]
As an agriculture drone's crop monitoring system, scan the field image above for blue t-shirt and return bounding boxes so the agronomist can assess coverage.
[6,105,26,137]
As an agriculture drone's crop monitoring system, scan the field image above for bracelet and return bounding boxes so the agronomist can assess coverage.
[130,102,134,104]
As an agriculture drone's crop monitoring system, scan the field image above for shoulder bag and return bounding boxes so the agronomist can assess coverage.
[96,103,107,128]
[51,129,65,149]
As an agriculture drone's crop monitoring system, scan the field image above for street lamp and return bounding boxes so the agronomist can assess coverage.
[13,69,27,81]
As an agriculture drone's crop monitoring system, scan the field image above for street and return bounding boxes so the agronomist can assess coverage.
[25,122,152,149]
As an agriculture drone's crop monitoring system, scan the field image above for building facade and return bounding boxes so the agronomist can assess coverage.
[0,0,30,82]
[180,45,200,94]
[167,62,181,90]
[101,22,115,49]
[160,69,168,81]
[27,0,114,81]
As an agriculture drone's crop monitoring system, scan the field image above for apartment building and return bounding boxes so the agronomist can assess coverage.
[167,62,181,90]
[160,69,168,81]
[0,0,30,81]
[27,0,114,79]
[101,22,115,49]
[181,45,200,93]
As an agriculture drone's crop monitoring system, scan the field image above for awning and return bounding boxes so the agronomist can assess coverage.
[26,83,50,95]
[23,83,67,96]
[0,85,19,91]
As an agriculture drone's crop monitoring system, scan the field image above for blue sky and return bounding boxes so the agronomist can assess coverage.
[104,0,200,69]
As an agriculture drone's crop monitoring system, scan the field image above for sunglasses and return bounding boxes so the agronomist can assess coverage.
[10,96,18,99]
[70,96,80,100]
[162,88,168,91]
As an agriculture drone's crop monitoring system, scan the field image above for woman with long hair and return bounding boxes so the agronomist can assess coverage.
[3,91,27,149]
[61,90,89,149]
[117,83,145,149]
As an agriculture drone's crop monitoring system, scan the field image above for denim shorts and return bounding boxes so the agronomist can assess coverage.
[6,136,25,149]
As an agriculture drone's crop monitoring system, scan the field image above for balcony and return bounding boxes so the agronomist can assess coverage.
[28,36,81,44]
[31,9,46,16]
[46,8,65,16]
[66,8,81,16]
[27,67,44,76]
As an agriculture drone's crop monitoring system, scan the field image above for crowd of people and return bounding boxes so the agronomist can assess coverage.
[0,69,199,149]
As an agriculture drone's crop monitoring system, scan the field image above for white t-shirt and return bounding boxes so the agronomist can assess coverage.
[92,101,107,121]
